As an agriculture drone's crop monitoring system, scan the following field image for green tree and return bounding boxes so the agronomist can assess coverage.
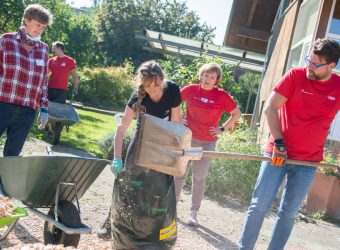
[162,56,235,91]
[96,0,215,66]
[65,14,101,67]
[0,1,25,34]
[233,73,260,113]
[1,0,100,68]
[0,0,72,50]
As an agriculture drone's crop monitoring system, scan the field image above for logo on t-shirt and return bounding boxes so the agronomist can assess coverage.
[61,62,66,67]
[328,96,335,101]
[193,96,215,104]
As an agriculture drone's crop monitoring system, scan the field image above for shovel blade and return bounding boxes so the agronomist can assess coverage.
[136,114,192,176]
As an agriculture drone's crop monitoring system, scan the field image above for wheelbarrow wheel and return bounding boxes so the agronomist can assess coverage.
[52,122,63,145]
[43,200,81,247]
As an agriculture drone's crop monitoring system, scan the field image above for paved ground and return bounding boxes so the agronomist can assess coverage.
[0,138,340,249]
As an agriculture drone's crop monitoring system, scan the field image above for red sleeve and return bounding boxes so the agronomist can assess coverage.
[221,91,238,112]
[273,68,296,99]
[180,84,194,102]
[69,57,76,70]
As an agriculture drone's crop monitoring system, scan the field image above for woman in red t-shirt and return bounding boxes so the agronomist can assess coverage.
[175,62,241,226]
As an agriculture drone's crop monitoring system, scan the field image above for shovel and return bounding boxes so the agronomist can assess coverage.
[135,114,339,176]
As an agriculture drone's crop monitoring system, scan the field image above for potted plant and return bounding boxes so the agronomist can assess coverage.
[305,156,340,218]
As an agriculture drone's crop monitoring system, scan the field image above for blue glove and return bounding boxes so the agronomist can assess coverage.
[111,159,123,174]
[38,108,49,128]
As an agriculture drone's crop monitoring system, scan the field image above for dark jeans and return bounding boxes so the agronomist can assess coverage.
[48,88,67,104]
[0,102,36,156]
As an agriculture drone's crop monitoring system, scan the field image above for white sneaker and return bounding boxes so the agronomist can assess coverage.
[188,211,198,226]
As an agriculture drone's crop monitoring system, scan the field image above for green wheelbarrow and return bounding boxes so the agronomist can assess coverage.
[0,155,110,247]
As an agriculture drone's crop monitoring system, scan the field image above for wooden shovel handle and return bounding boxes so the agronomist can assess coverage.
[202,151,338,169]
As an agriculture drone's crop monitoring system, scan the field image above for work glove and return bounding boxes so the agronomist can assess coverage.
[272,139,287,167]
[37,108,49,129]
[111,159,123,174]
[114,113,123,125]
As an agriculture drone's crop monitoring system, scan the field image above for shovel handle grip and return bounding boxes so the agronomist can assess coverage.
[202,151,338,169]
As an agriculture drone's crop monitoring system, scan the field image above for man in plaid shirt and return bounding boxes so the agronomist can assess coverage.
[0,4,53,156]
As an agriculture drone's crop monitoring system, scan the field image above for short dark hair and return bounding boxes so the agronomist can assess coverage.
[53,41,65,52]
[312,38,340,65]
[22,4,53,25]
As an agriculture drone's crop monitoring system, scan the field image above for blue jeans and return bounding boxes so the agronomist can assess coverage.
[238,155,317,250]
[0,102,36,156]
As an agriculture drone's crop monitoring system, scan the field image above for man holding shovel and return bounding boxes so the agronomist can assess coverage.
[239,38,340,250]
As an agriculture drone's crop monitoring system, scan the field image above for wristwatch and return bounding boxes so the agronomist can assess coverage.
[219,126,225,132]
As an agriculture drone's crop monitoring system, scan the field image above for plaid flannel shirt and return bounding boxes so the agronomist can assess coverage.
[0,31,49,111]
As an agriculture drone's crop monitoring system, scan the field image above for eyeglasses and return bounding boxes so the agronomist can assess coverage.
[304,57,328,69]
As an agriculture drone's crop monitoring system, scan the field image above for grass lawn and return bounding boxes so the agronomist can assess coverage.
[30,108,134,157]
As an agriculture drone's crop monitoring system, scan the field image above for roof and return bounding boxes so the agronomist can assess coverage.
[135,29,265,73]
[224,0,282,54]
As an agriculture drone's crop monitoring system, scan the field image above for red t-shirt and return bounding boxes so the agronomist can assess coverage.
[181,84,238,141]
[48,56,76,90]
[265,68,340,162]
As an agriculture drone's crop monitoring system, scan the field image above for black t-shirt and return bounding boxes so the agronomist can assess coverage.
[127,80,181,120]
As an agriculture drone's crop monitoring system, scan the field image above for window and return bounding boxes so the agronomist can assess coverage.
[327,0,340,73]
[329,1,340,34]
[286,0,322,71]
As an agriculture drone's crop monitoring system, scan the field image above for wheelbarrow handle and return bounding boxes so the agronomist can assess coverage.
[184,148,338,169]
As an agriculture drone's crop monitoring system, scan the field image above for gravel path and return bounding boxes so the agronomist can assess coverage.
[1,138,340,249]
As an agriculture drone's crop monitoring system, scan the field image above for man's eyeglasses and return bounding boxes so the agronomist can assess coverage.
[304,57,328,69]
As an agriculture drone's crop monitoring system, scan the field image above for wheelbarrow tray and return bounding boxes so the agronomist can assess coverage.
[48,101,80,125]
[0,156,110,207]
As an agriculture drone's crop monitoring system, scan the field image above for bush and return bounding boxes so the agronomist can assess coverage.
[320,154,340,179]
[76,61,135,109]
[98,130,134,161]
[161,56,235,89]
[206,128,262,202]
[184,128,262,203]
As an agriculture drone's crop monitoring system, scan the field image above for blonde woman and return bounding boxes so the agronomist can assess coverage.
[111,60,181,249]
[175,62,241,226]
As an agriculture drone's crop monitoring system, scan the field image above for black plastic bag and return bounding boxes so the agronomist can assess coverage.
[111,125,177,250]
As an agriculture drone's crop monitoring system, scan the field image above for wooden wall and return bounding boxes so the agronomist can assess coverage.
[257,1,301,144]
[257,0,337,145]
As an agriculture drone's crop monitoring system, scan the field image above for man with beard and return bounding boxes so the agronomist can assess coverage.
[238,38,340,250]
